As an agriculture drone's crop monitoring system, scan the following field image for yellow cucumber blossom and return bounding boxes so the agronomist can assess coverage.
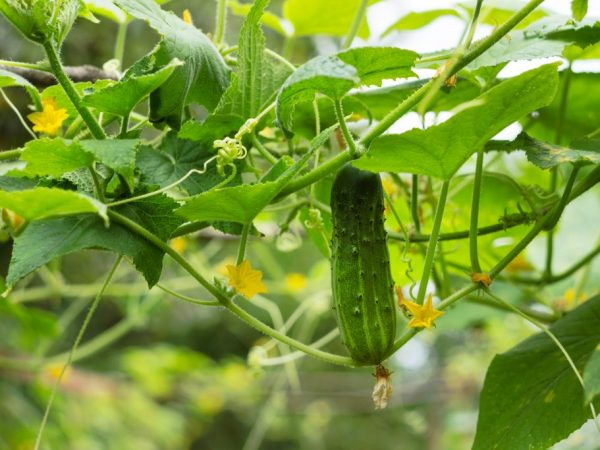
[226,259,267,299]
[27,97,68,136]
[213,137,246,176]
[400,294,444,329]
[182,9,193,25]
[471,272,493,287]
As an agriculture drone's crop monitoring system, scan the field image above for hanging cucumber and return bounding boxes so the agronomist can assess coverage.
[330,164,396,366]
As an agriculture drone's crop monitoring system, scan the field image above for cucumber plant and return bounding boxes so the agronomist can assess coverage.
[0,0,599,448]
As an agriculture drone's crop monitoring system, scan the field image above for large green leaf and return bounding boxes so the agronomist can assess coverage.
[177,125,336,224]
[583,347,600,403]
[472,294,600,450]
[215,0,292,121]
[283,0,375,38]
[7,195,183,288]
[354,64,559,179]
[81,59,182,117]
[19,138,94,178]
[115,0,231,129]
[0,188,106,222]
[136,132,239,196]
[337,47,418,86]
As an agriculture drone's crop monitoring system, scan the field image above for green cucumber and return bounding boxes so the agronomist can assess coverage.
[330,164,396,365]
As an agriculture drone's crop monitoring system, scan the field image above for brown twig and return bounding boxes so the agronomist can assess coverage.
[0,64,119,87]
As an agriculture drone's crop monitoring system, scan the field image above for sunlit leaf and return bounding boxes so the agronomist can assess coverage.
[337,47,418,86]
[583,347,600,402]
[355,64,559,179]
[572,0,588,22]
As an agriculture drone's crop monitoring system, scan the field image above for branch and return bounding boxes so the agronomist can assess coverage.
[0,64,118,88]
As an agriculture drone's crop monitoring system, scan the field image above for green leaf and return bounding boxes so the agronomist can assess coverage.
[283,0,374,38]
[215,0,293,121]
[382,9,462,37]
[0,187,106,222]
[19,138,94,178]
[572,0,588,21]
[354,64,559,179]
[460,1,547,29]
[0,175,36,192]
[178,115,244,147]
[79,139,139,190]
[7,195,183,288]
[82,59,182,117]
[177,124,337,224]
[136,132,239,196]
[227,0,289,36]
[467,31,567,70]
[337,47,418,86]
[472,294,600,450]
[527,72,600,143]
[525,137,600,169]
[583,347,600,403]
[276,55,358,134]
[0,68,40,105]
[115,0,231,129]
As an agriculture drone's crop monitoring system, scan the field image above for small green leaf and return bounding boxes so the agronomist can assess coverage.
[0,69,40,104]
[572,0,588,21]
[79,139,139,190]
[583,347,600,402]
[276,55,358,134]
[525,137,600,169]
[83,0,127,23]
[382,9,462,37]
[115,0,231,128]
[283,0,375,38]
[354,64,559,179]
[19,138,94,178]
[227,0,289,36]
[472,294,600,450]
[216,0,293,121]
[7,195,183,288]
[0,187,106,222]
[178,115,244,147]
[177,125,336,224]
[82,59,182,117]
[337,47,418,86]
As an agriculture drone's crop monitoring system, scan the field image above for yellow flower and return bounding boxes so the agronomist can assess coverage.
[182,9,193,25]
[27,97,68,136]
[285,273,306,292]
[471,272,492,287]
[226,259,267,299]
[400,294,444,329]
[169,236,187,253]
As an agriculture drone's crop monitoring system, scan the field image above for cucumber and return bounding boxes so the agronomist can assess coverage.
[330,164,396,365]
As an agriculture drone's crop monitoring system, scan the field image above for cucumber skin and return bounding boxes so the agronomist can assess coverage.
[330,164,396,365]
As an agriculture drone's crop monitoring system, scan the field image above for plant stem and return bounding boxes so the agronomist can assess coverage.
[411,174,421,233]
[0,59,48,71]
[0,148,24,161]
[0,89,37,138]
[108,210,226,302]
[342,0,368,49]
[512,245,600,285]
[236,223,250,265]
[156,283,221,306]
[416,180,450,304]
[225,298,354,367]
[33,256,122,450]
[388,219,528,243]
[89,165,106,202]
[251,133,278,164]
[214,0,227,44]
[470,148,485,272]
[333,99,357,156]
[42,41,106,140]
[113,22,128,66]
[466,295,559,322]
[119,114,129,138]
